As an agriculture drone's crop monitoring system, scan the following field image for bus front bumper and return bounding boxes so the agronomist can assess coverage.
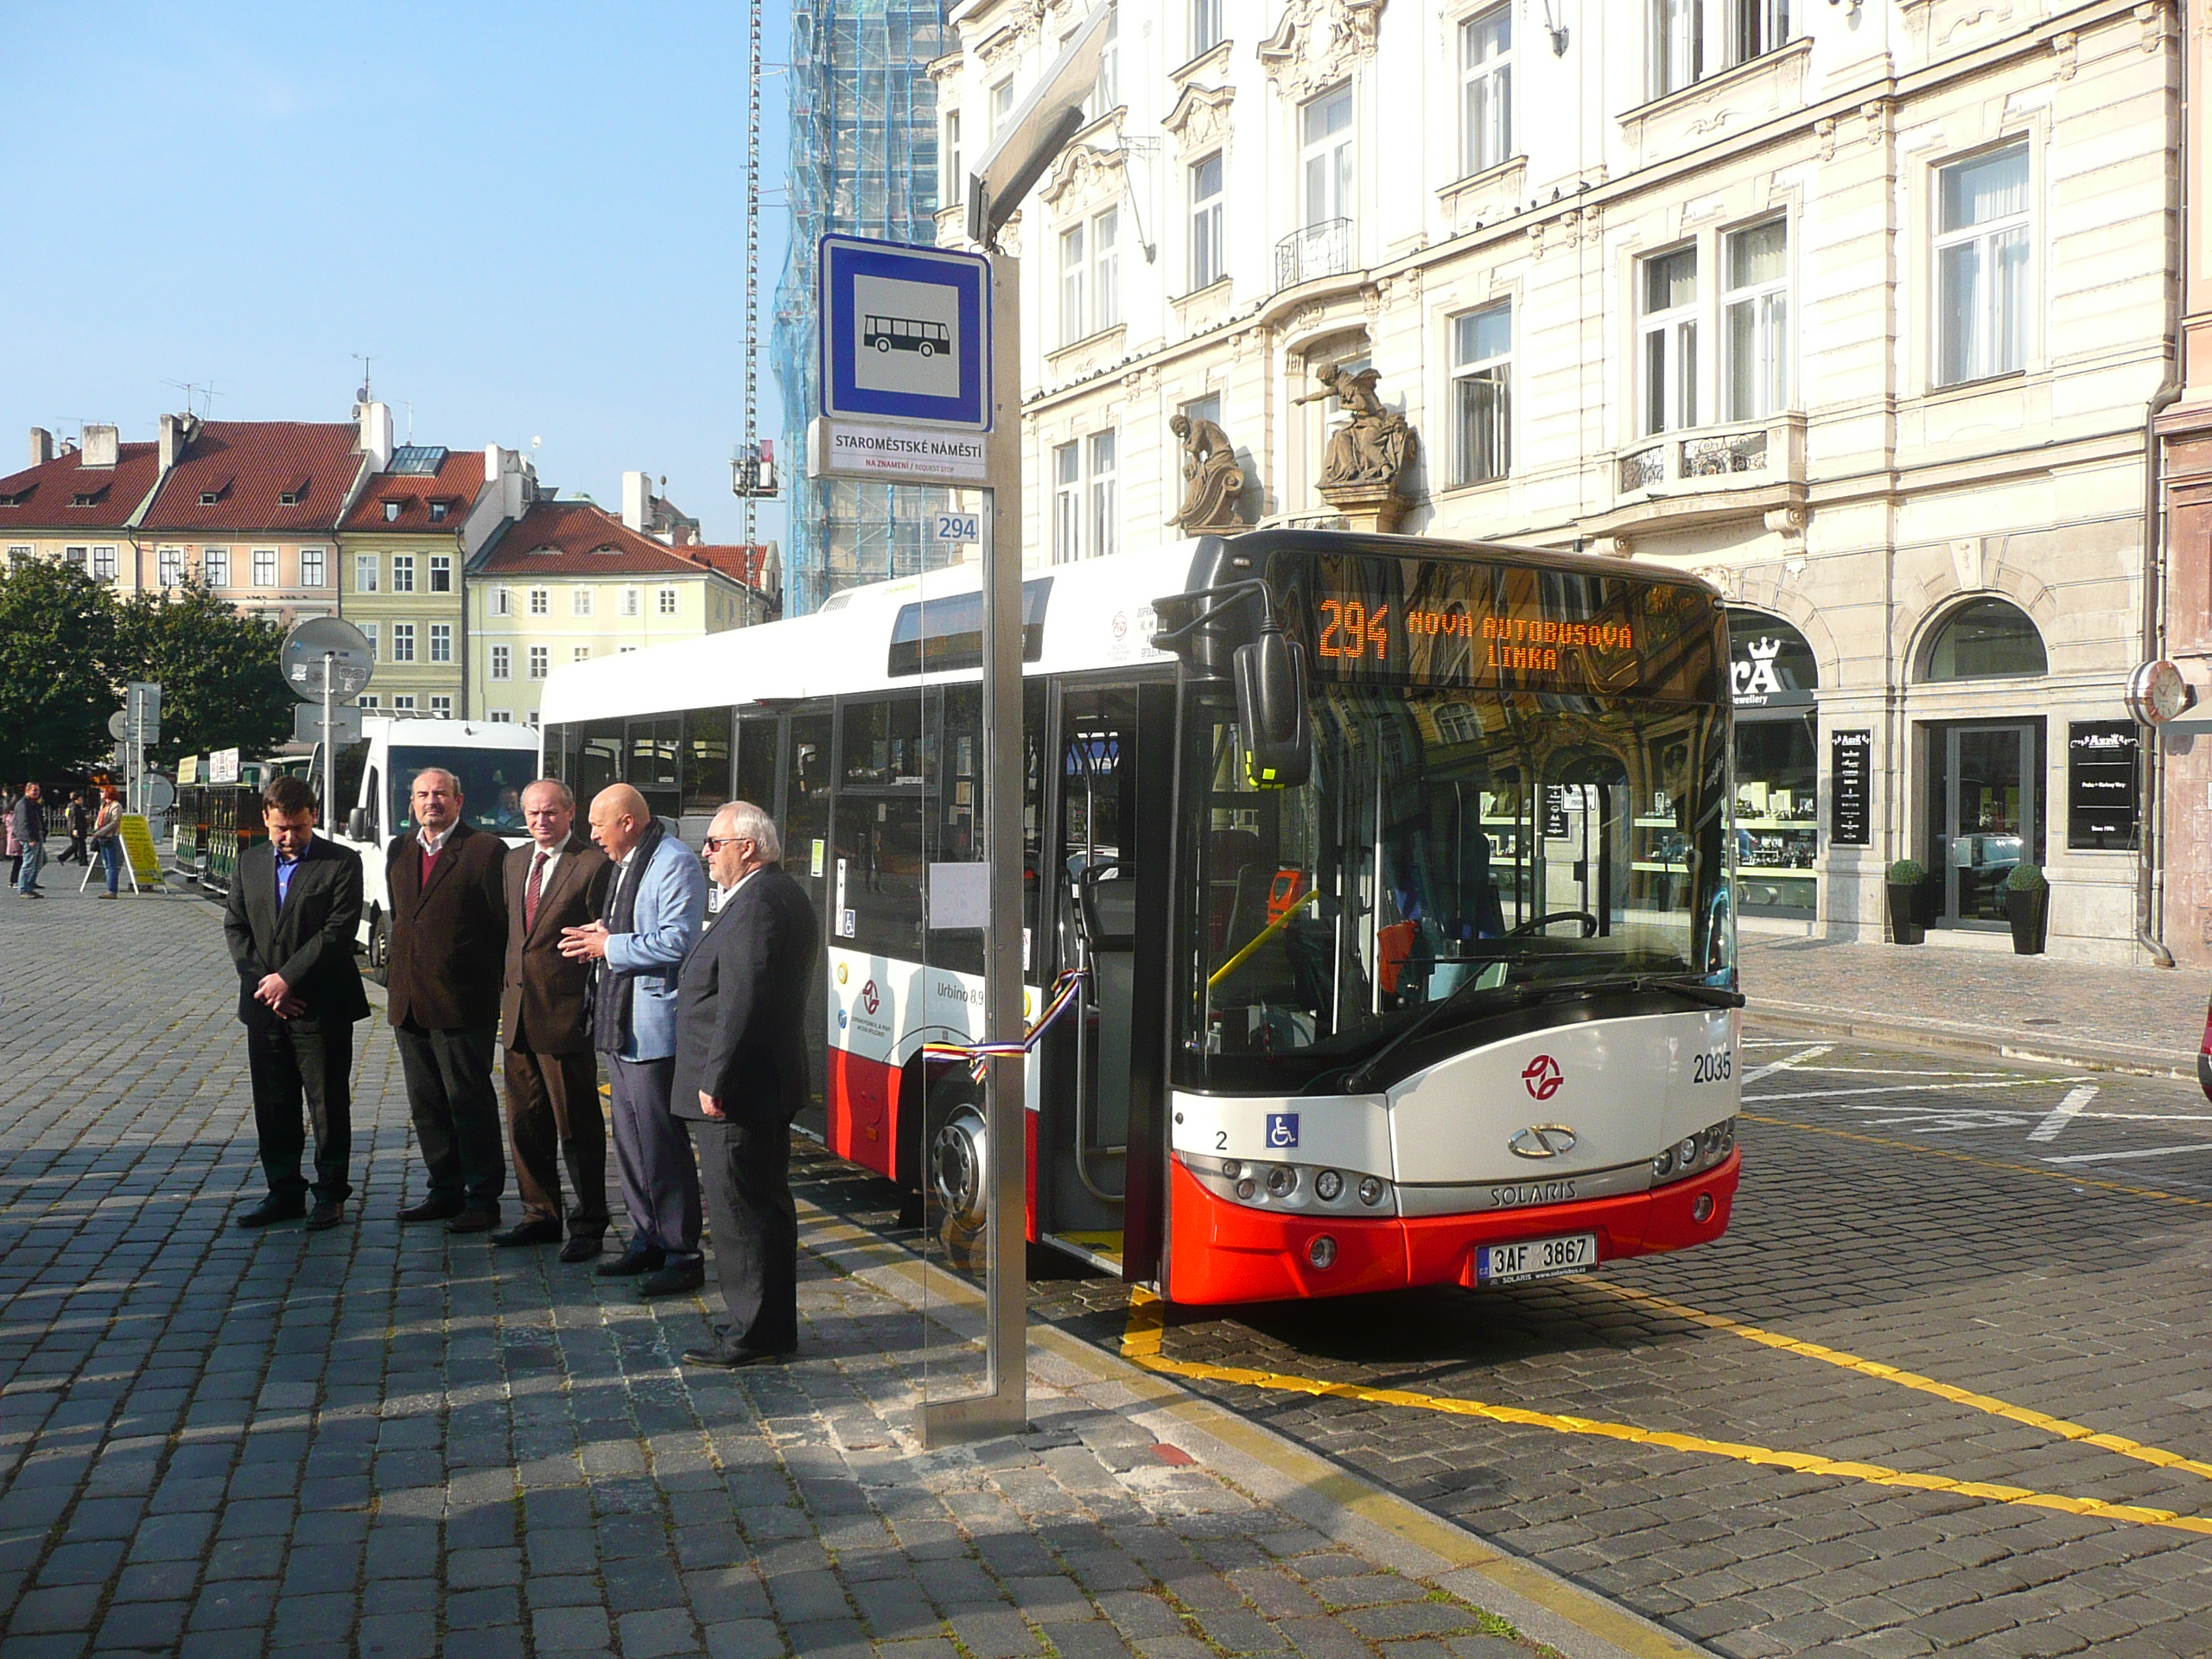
[1162,1149,1741,1306]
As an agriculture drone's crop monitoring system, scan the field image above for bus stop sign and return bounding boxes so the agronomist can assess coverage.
[817,235,992,431]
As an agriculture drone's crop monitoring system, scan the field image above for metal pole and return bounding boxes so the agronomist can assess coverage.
[323,652,335,810]
[919,250,1027,1446]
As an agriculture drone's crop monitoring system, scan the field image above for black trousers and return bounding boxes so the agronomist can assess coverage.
[394,1021,506,1211]
[504,1046,607,1235]
[694,1116,798,1354]
[246,1014,355,1205]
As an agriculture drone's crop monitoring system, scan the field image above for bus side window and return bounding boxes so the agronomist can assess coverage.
[835,696,926,963]
[363,766,380,838]
[577,722,622,800]
[784,712,836,900]
[737,715,779,821]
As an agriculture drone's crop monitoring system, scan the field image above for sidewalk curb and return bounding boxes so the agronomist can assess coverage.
[798,1204,1715,1659]
[1749,996,2193,1082]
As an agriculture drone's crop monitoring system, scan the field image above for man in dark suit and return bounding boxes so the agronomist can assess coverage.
[671,801,821,1367]
[495,779,613,1258]
[224,774,372,1230]
[386,766,511,1232]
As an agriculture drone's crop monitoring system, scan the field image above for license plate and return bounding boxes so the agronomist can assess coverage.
[1478,1232,1599,1285]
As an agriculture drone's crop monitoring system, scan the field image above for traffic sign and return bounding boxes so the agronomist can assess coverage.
[280,616,375,703]
[934,511,982,544]
[294,703,364,746]
[108,710,130,741]
[125,681,161,745]
[817,235,992,431]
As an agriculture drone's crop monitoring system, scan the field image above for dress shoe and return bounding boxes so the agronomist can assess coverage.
[397,1199,463,1224]
[304,1201,346,1232]
[558,1235,606,1263]
[491,1218,563,1248]
[681,1344,795,1370]
[236,1198,306,1229]
[637,1261,706,1298]
[596,1247,666,1278]
[447,1209,500,1236]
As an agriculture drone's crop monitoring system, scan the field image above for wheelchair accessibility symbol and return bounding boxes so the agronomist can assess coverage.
[1265,1113,1300,1149]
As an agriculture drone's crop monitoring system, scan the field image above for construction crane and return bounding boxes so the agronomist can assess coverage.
[731,0,780,537]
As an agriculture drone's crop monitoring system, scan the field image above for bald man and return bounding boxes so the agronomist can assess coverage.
[387,766,512,1230]
[560,784,708,1295]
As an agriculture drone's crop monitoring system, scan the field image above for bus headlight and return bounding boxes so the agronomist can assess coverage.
[1357,1176,1386,1206]
[1220,1159,1242,1179]
[1314,1169,1344,1202]
[1653,1149,1675,1178]
[1266,1166,1298,1198]
[1676,1135,1700,1167]
[1176,1154,1395,1215]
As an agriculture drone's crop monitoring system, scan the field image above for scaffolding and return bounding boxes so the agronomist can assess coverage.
[772,0,950,617]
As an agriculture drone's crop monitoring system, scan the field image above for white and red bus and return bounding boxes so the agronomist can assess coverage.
[537,529,1743,1305]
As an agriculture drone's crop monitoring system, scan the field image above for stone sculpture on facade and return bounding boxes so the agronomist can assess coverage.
[1294,361,1419,531]
[1166,411,1250,535]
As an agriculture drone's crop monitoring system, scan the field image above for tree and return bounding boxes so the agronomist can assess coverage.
[111,578,296,768]
[0,559,119,782]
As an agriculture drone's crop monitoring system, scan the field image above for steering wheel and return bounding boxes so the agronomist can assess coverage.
[1507,910,1599,939]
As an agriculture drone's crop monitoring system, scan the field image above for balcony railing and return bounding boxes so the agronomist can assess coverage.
[1615,415,1801,500]
[1275,219,1355,290]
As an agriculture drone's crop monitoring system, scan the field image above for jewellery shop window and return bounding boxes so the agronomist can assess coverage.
[1726,607,1818,918]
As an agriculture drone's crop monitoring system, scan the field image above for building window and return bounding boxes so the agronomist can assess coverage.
[159,547,184,588]
[391,695,416,713]
[658,587,677,615]
[392,554,416,594]
[1058,209,1119,345]
[54,544,81,571]
[429,554,452,593]
[573,587,594,617]
[252,548,277,587]
[1724,219,1789,420]
[391,623,416,663]
[1936,143,2030,387]
[944,110,963,210]
[493,586,512,616]
[1088,431,1117,562]
[621,587,641,617]
[990,77,1014,139]
[203,547,229,588]
[527,710,541,729]
[1301,86,1354,232]
[1649,0,1789,99]
[360,623,378,657]
[1060,223,1088,346]
[1923,598,2047,680]
[383,500,402,523]
[355,554,378,593]
[490,709,513,723]
[1192,0,1223,56]
[1095,10,1119,113]
[1053,442,1082,563]
[429,623,453,664]
[301,546,326,587]
[1190,153,1225,290]
[492,645,512,682]
[1092,209,1119,331]
[1641,245,1700,435]
[1460,7,1512,178]
[574,645,592,663]
[429,501,448,524]
[529,588,549,615]
[359,696,379,710]
[529,646,549,680]
[92,546,118,581]
[429,695,452,718]
[1452,302,1513,485]
[10,544,34,569]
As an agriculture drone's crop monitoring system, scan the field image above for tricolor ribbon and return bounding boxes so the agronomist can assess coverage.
[921,969,1088,1084]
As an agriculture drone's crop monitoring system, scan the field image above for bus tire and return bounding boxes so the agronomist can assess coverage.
[875,338,891,353]
[925,1067,988,1276]
[918,341,934,358]
[365,911,389,985]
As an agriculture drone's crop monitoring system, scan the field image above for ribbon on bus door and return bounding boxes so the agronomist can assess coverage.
[922,969,1088,1084]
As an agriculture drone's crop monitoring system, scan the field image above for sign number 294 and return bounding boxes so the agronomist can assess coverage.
[933,512,981,544]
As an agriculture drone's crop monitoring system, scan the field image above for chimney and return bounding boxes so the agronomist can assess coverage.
[29,428,53,467]
[79,424,119,468]
[159,413,184,474]
[359,401,394,473]
[621,470,651,532]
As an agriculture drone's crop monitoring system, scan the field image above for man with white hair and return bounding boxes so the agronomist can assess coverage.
[671,800,819,1367]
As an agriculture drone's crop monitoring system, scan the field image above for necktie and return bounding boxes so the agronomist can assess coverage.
[525,851,547,931]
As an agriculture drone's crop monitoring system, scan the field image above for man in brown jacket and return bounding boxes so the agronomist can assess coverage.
[494,779,613,1258]
[386,766,511,1232]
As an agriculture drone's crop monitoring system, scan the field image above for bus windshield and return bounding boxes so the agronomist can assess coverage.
[1179,683,1733,1093]
[388,745,540,840]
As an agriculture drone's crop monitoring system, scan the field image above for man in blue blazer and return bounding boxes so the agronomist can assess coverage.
[559,784,707,1296]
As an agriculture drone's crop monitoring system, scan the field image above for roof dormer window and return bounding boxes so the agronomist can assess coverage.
[199,493,218,506]
[592,544,620,556]
[279,478,309,506]
[384,500,402,522]
[71,487,106,507]
[429,501,449,524]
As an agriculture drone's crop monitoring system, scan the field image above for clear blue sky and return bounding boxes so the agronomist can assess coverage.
[1,1,790,547]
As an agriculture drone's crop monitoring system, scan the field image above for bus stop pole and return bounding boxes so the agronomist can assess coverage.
[919,249,1028,1446]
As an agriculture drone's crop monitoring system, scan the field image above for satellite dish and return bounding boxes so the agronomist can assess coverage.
[280,615,376,703]
[356,385,370,403]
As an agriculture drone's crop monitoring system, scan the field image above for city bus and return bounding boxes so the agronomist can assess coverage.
[537,530,1743,1305]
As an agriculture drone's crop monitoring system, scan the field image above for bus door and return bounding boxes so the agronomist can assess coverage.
[1039,679,1173,1283]
[782,709,836,1138]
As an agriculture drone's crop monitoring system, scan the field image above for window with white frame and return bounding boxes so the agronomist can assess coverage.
[391,623,416,663]
[1936,143,2030,387]
[1641,245,1700,435]
[1460,7,1512,179]
[391,695,416,713]
[990,78,1014,139]
[944,110,963,209]
[10,544,33,569]
[658,587,677,615]
[92,546,117,581]
[1452,302,1513,485]
[1724,218,1789,419]
[202,547,229,587]
[572,587,594,617]
[529,588,549,615]
[1088,431,1118,561]
[1060,222,1089,346]
[1091,208,1119,330]
[1301,86,1354,230]
[159,547,184,588]
[1053,442,1082,563]
[489,709,513,723]
[392,554,416,594]
[621,587,640,617]
[529,646,549,679]
[252,548,277,587]
[301,546,326,587]
[354,554,378,593]
[574,645,592,663]
[359,695,379,710]
[1059,208,1120,343]
[1192,0,1223,57]
[492,645,512,681]
[360,623,378,657]
[1649,0,1789,99]
[429,554,452,593]
[527,710,541,728]
[429,696,452,717]
[1190,153,1224,289]
[429,623,453,664]
[1095,10,1119,112]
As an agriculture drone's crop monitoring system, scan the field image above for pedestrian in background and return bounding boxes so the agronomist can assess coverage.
[90,786,124,899]
[3,790,19,887]
[385,766,511,1232]
[495,779,613,1258]
[674,802,819,1368]
[224,775,371,1231]
[558,784,706,1296]
[59,791,90,866]
[13,783,47,899]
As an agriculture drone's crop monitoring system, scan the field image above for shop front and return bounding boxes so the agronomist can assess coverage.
[1726,608,1819,920]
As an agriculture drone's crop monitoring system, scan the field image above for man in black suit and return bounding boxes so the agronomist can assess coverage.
[224,774,372,1230]
[671,801,820,1367]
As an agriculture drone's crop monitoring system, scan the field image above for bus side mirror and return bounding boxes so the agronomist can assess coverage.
[346,806,372,842]
[1233,623,1312,790]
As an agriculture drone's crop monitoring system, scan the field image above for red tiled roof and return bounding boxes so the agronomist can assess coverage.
[0,442,162,531]
[476,499,741,577]
[340,449,487,531]
[141,420,364,534]
[682,543,776,589]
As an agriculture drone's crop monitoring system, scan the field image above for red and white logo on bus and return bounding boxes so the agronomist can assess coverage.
[860,980,881,1015]
[1522,1054,1563,1100]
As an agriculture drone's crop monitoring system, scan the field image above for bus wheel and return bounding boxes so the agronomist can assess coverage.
[918,341,934,358]
[875,338,891,353]
[365,912,389,984]
[927,1071,988,1275]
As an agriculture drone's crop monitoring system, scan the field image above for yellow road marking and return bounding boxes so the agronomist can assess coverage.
[1119,1291,2212,1540]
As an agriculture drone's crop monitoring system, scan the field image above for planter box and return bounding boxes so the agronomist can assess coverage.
[1886,885,1924,945]
[2005,887,2048,956]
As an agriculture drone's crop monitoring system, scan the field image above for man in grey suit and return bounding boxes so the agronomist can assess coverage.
[224,775,372,1230]
[559,784,708,1297]
[673,801,820,1368]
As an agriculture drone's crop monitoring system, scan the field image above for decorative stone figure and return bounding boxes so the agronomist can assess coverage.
[1294,361,1419,531]
[1166,412,1250,535]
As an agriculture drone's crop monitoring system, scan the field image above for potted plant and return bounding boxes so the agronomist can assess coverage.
[1886,859,1926,945]
[2004,863,2049,955]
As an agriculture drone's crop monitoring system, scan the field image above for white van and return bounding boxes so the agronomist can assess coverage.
[331,717,541,975]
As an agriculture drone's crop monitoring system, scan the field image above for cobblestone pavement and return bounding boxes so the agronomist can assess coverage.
[0,876,1609,1659]
[988,1033,2212,1659]
[1738,934,2212,1075]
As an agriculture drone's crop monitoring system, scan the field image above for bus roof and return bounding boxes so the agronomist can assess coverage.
[363,716,540,751]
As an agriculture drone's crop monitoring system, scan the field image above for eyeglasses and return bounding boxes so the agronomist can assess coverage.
[702,836,750,853]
